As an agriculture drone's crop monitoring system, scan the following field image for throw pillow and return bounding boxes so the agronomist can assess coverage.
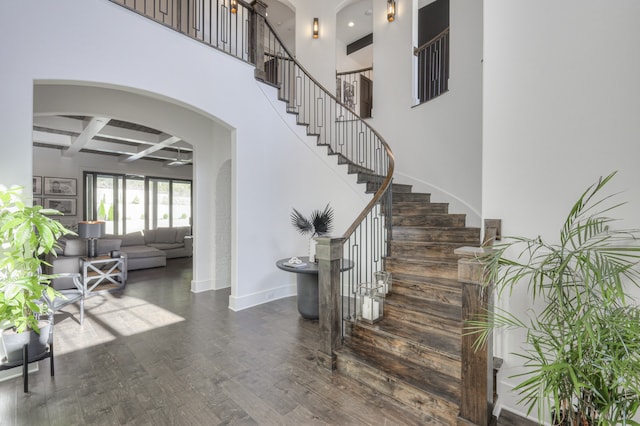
[155,227,177,243]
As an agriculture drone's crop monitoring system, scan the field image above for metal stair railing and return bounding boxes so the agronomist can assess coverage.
[260,21,395,333]
[110,0,253,63]
[108,0,395,336]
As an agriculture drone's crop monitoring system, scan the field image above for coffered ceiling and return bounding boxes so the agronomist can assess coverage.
[33,115,193,167]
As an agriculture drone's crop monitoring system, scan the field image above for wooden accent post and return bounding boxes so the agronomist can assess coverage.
[455,246,494,426]
[316,236,344,371]
[250,1,267,82]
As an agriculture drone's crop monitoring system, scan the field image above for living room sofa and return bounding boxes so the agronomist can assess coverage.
[47,226,192,290]
[108,226,192,271]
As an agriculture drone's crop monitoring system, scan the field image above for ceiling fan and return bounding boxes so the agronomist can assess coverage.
[166,148,192,166]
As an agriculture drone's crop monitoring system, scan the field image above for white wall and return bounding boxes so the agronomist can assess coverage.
[483,0,640,421]
[371,0,483,225]
[292,1,339,91]
[0,0,368,311]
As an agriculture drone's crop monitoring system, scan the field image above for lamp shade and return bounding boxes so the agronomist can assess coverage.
[78,221,105,239]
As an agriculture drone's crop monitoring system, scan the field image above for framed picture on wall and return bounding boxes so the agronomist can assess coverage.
[44,198,76,216]
[33,198,42,207]
[343,81,355,109]
[44,177,77,196]
[33,176,42,195]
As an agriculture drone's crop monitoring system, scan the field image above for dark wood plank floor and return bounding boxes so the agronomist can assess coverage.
[1,258,430,425]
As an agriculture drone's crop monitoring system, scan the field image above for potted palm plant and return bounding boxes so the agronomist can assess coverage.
[0,186,72,362]
[290,203,334,262]
[469,172,640,425]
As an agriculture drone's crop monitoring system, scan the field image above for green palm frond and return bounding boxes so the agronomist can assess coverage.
[475,172,640,424]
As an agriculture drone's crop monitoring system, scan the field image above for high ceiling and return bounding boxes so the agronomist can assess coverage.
[32,1,372,165]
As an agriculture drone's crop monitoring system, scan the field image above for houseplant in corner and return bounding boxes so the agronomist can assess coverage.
[290,203,334,262]
[0,186,71,362]
[469,172,640,425]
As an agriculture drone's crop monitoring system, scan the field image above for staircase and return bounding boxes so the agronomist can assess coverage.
[335,173,482,424]
[106,1,491,422]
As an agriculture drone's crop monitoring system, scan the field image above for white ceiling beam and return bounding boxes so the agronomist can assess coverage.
[33,116,85,133]
[63,117,110,158]
[33,130,74,146]
[121,135,181,162]
[96,126,165,146]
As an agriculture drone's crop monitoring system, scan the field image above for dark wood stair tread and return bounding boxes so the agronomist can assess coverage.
[355,318,461,359]
[336,345,461,405]
[385,293,462,323]
[391,273,462,293]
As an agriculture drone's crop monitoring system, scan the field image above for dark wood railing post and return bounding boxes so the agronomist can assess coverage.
[316,236,345,371]
[455,246,494,426]
[250,0,267,82]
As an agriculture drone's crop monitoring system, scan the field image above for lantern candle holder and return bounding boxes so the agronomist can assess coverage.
[357,282,384,323]
[374,271,392,295]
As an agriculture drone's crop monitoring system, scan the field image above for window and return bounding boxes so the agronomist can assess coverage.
[415,0,449,104]
[84,172,192,234]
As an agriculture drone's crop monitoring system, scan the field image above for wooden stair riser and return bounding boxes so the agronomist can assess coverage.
[366,181,413,194]
[393,214,466,227]
[385,258,458,280]
[388,203,449,215]
[348,324,461,379]
[389,242,459,260]
[391,277,462,306]
[346,163,374,175]
[392,192,431,203]
[392,227,480,244]
[383,303,461,337]
[357,173,412,192]
[336,353,459,425]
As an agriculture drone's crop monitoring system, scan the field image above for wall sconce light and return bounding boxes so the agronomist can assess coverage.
[313,17,319,39]
[230,0,237,14]
[387,0,396,22]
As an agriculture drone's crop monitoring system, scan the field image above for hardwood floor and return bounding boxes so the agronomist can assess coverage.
[1,258,429,425]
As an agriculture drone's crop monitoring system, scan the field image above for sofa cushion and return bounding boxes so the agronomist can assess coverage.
[143,229,156,244]
[148,242,184,250]
[120,245,165,259]
[97,239,121,255]
[120,231,146,247]
[63,239,86,256]
[155,227,177,243]
[175,226,191,242]
[64,238,121,256]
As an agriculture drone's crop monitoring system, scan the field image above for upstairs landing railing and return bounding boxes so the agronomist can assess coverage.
[110,0,253,62]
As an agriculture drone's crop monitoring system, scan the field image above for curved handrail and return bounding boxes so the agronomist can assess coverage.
[262,20,395,241]
[336,66,374,76]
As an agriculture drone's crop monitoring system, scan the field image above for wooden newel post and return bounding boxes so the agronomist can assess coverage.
[250,0,267,82]
[316,236,345,371]
[455,247,494,426]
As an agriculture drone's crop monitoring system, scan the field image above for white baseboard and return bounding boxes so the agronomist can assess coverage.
[190,279,213,293]
[228,284,296,311]
[0,362,39,382]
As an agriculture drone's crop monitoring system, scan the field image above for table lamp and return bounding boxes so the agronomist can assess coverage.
[78,221,105,258]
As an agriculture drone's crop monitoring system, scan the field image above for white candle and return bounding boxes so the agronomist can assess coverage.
[362,295,379,320]
[378,279,386,294]
[362,295,372,320]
